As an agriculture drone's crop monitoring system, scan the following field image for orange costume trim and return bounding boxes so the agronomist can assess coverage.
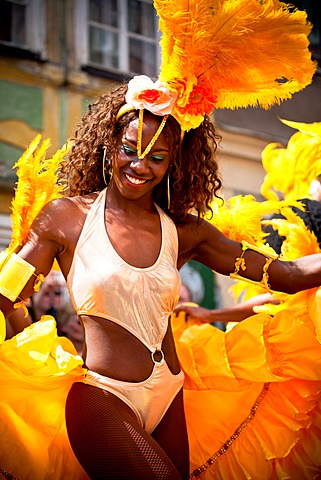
[190,383,270,478]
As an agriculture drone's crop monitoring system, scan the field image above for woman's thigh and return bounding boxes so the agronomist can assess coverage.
[152,389,190,480]
[65,382,183,480]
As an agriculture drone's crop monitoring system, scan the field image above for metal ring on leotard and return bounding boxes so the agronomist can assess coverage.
[151,349,165,363]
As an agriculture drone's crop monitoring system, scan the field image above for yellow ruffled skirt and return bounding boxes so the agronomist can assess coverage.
[1,289,321,479]
[173,288,321,479]
[0,315,88,480]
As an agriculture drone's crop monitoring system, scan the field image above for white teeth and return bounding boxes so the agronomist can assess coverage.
[124,173,146,185]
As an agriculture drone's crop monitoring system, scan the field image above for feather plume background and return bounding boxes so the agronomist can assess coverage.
[205,194,303,249]
[261,120,321,201]
[209,119,321,306]
[154,0,316,130]
[6,135,70,254]
[208,196,320,306]
[264,207,320,260]
[254,208,320,316]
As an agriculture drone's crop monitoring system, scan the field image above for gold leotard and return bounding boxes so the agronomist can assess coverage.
[67,188,184,432]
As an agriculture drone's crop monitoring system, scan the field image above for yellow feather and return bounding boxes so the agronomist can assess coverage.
[9,136,70,251]
[261,120,321,201]
[201,119,320,304]
[205,194,302,250]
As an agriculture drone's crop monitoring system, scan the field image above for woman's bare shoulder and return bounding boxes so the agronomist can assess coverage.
[35,192,97,225]
[176,213,222,242]
[176,214,214,260]
[29,192,99,242]
[175,213,235,271]
[44,192,99,215]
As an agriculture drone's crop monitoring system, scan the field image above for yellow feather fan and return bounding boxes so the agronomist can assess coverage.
[155,0,316,130]
[3,135,70,257]
[261,119,321,201]
[210,197,319,305]
[210,119,321,305]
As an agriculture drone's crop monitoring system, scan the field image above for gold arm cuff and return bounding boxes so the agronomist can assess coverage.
[0,253,36,302]
[232,243,247,277]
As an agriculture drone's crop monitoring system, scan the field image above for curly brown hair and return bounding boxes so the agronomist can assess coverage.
[59,83,222,221]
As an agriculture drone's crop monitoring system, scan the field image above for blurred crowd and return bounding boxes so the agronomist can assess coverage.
[6,270,84,355]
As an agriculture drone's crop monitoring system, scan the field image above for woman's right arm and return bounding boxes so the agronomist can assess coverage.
[0,199,70,318]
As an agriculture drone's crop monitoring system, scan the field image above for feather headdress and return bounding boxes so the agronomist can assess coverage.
[261,119,321,201]
[157,0,316,130]
[118,0,316,135]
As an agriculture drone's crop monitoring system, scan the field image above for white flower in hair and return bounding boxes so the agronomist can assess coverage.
[125,75,178,116]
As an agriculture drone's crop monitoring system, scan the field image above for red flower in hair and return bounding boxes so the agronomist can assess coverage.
[138,89,161,103]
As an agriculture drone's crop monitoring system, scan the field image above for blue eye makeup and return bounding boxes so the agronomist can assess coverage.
[150,154,166,162]
[121,142,168,162]
[122,144,137,155]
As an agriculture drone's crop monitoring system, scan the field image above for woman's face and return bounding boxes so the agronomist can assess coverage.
[112,112,171,202]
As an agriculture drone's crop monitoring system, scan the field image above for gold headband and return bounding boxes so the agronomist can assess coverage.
[116,104,136,120]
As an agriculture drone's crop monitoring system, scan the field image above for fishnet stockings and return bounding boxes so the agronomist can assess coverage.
[65,382,190,479]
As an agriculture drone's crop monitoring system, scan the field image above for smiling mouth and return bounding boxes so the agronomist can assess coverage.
[124,173,148,185]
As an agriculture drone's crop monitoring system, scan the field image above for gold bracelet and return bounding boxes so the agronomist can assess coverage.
[232,242,247,276]
[230,240,278,291]
[261,257,274,290]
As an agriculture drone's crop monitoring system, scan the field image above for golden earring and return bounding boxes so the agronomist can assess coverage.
[102,146,112,185]
[167,171,171,210]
